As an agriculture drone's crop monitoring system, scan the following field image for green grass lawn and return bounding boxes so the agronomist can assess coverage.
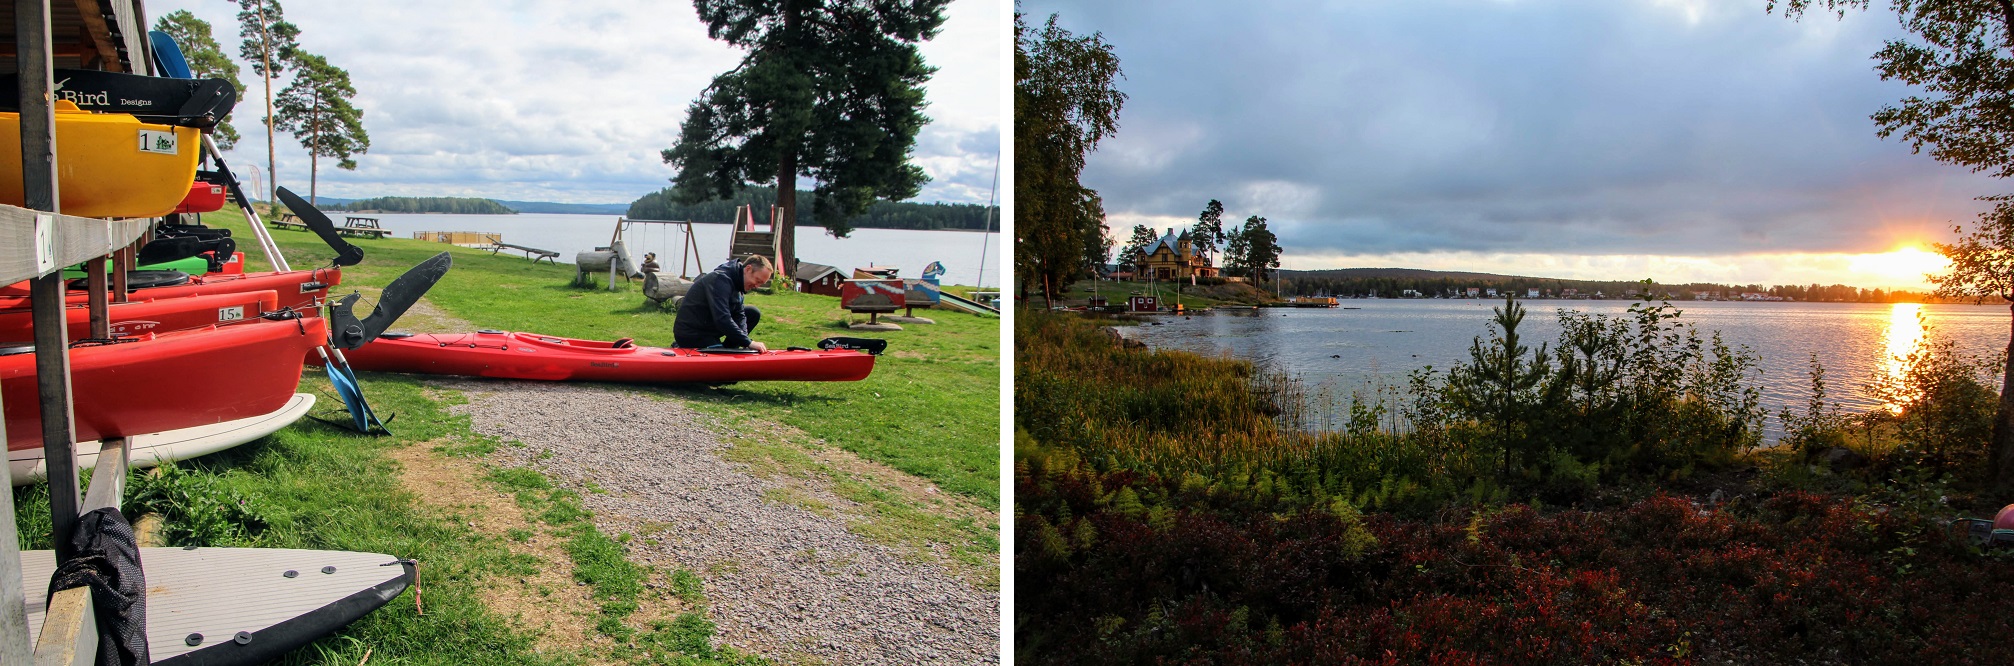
[218,205,1000,503]
[12,204,1000,663]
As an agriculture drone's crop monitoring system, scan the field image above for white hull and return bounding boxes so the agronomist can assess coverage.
[9,393,315,485]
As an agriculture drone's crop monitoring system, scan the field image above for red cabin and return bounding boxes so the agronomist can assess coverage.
[794,261,845,297]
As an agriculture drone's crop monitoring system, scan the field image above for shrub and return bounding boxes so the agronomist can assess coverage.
[1869,330,1999,476]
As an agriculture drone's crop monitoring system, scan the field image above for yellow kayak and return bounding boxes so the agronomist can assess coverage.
[0,101,200,219]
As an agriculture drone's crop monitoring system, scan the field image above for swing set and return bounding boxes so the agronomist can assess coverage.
[613,217,705,306]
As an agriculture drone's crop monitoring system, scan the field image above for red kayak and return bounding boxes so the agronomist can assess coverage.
[0,290,280,344]
[0,267,340,313]
[341,330,876,383]
[2,316,327,451]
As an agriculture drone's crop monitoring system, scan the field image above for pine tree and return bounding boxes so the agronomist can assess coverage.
[155,10,244,150]
[1118,224,1156,276]
[663,0,947,273]
[1193,199,1224,265]
[235,0,300,206]
[273,52,367,205]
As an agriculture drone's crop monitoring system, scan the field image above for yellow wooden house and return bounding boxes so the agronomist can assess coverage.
[1136,228,1218,281]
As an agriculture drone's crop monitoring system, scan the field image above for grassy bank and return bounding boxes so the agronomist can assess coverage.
[1016,306,2014,664]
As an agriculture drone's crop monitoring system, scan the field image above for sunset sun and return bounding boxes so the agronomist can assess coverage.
[1847,245,1949,288]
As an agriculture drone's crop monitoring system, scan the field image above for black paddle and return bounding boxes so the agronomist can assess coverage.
[277,186,365,268]
[327,252,453,350]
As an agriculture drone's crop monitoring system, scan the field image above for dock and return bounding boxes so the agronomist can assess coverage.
[1260,296,1340,308]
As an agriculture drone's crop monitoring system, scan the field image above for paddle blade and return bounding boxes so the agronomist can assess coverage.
[324,363,370,433]
[278,187,365,267]
[328,252,453,350]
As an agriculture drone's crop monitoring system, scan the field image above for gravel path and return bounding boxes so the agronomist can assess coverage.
[442,380,1000,665]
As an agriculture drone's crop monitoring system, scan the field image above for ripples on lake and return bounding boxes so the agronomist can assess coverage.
[1123,299,2006,435]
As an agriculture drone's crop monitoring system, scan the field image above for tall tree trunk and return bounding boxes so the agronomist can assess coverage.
[1994,299,2014,493]
[773,0,801,276]
[308,105,320,204]
[776,151,796,275]
[258,3,277,213]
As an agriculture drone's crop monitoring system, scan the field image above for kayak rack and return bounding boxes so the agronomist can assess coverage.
[0,1,159,658]
[3,11,414,662]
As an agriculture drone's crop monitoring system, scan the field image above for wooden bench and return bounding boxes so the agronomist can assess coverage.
[487,242,560,264]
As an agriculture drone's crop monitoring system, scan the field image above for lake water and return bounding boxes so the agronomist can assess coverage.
[1121,299,2009,427]
[356,213,1002,288]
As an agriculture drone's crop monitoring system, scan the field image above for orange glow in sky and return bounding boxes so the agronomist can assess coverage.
[1846,245,1949,291]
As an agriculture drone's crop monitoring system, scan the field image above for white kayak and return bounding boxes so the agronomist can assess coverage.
[9,393,315,485]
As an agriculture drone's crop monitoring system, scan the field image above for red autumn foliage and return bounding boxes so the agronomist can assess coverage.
[1018,465,2014,665]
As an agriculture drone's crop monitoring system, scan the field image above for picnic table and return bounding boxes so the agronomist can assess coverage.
[339,216,391,239]
[266,214,391,238]
[487,242,560,264]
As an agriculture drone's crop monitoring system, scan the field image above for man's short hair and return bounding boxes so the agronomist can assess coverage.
[741,255,775,274]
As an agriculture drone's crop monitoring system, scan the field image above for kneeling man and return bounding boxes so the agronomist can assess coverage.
[673,255,774,351]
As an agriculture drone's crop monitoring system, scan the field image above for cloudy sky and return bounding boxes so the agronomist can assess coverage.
[145,0,1001,207]
[1018,0,1999,290]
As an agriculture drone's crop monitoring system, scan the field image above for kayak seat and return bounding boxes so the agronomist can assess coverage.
[612,337,635,349]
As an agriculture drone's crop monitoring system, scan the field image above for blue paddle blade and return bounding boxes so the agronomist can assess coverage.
[325,363,370,432]
[338,361,391,432]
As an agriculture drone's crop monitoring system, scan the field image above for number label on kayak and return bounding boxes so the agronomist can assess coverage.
[218,306,244,322]
[138,129,178,154]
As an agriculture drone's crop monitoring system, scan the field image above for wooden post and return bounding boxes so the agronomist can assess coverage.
[111,243,130,303]
[19,0,81,565]
[31,588,94,665]
[85,256,107,338]
[0,400,27,666]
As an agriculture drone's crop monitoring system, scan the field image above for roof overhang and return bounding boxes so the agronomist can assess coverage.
[0,0,151,75]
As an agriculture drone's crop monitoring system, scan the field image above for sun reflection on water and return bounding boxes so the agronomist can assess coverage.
[1881,303,1926,411]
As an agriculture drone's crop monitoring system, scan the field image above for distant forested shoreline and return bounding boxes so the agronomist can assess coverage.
[331,196,516,214]
[1279,268,1940,303]
[627,185,998,232]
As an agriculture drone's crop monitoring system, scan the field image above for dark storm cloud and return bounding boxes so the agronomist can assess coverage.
[1021,0,2000,256]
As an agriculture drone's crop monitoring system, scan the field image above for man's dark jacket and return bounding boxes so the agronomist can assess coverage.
[674,259,753,347]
